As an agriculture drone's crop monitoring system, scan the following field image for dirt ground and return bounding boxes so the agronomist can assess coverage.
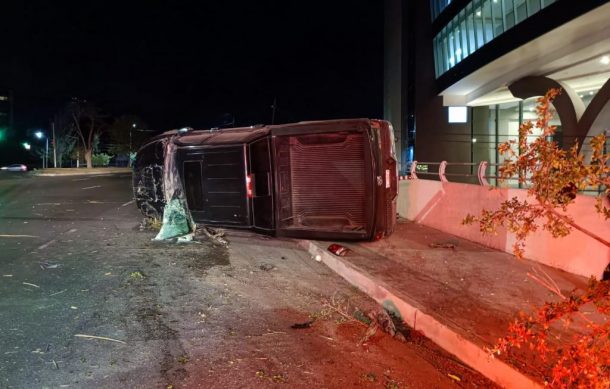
[0,174,497,388]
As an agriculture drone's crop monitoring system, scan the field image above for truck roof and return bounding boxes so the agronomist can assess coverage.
[143,118,375,148]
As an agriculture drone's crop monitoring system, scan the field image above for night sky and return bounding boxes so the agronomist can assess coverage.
[1,1,384,162]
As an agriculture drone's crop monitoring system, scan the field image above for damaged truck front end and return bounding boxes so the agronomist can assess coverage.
[133,119,397,241]
[132,137,167,220]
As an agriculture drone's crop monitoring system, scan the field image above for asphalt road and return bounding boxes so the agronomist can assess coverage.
[0,172,495,388]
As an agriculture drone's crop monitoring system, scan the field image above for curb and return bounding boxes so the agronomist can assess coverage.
[299,240,542,389]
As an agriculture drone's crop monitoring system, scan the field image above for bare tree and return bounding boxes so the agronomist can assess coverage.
[66,99,105,168]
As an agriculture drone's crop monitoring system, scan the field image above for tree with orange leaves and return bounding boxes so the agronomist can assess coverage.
[464,89,610,388]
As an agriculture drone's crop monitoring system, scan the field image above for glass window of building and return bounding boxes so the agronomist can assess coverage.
[448,29,456,67]
[433,0,557,77]
[482,0,493,43]
[474,5,485,49]
[491,0,504,36]
[456,33,464,62]
[497,101,520,164]
[442,33,450,71]
[514,0,528,23]
[472,106,498,162]
[527,0,541,16]
[503,0,516,29]
[466,5,477,53]
[459,12,469,58]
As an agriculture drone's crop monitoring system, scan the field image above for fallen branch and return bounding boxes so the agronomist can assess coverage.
[527,265,565,299]
[201,226,228,246]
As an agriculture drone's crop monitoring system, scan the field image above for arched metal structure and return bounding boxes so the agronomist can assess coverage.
[508,76,585,149]
[509,76,610,157]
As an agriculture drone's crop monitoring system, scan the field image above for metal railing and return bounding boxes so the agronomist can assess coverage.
[409,161,490,186]
[407,160,607,196]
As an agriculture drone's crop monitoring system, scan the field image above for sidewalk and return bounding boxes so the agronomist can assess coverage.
[301,220,588,388]
[33,167,132,176]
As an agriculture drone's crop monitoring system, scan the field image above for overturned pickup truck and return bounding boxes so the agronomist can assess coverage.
[132,118,398,241]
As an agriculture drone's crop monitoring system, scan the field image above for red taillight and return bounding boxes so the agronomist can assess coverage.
[374,231,384,241]
[246,174,253,198]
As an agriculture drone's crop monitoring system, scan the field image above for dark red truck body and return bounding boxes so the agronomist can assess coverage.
[133,119,397,241]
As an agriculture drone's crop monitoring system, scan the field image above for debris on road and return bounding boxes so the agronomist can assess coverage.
[121,199,135,207]
[327,243,351,256]
[429,241,457,249]
[360,309,411,345]
[154,197,196,241]
[258,263,275,271]
[200,226,228,246]
[362,372,377,382]
[290,320,315,329]
[129,271,145,280]
[39,261,61,270]
[37,239,57,250]
[74,334,126,344]
[139,217,162,231]
[177,355,189,364]
[255,370,286,383]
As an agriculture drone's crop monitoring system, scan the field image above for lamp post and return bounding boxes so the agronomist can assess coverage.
[35,131,49,169]
[130,123,137,154]
[52,122,57,168]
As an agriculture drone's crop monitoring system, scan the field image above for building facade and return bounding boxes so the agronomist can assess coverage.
[385,0,610,178]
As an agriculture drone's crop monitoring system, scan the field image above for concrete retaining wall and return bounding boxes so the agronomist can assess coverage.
[398,179,610,279]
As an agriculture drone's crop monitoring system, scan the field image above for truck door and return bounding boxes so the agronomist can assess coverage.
[181,146,250,227]
[249,138,274,231]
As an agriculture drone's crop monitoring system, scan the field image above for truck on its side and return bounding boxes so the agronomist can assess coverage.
[133,118,397,241]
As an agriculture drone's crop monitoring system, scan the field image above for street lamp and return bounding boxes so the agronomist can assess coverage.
[130,123,137,153]
[34,131,49,169]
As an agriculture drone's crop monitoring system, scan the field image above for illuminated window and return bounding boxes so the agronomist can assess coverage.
[433,0,553,77]
[448,106,468,123]
[0,96,7,101]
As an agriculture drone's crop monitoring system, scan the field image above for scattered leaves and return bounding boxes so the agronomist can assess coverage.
[362,372,377,382]
[129,271,145,280]
[177,355,189,364]
[464,89,610,388]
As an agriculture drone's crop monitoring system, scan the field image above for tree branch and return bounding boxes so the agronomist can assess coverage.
[542,203,610,248]
[72,112,86,148]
